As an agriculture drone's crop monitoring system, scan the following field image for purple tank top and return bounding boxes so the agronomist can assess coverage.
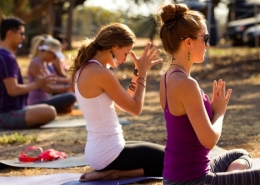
[27,58,51,105]
[163,71,213,181]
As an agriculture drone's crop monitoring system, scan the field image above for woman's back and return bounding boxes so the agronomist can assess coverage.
[74,62,125,170]
[163,72,212,181]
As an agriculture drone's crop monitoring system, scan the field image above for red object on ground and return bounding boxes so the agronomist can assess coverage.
[18,146,66,162]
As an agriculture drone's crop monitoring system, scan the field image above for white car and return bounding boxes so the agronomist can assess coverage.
[243,24,260,46]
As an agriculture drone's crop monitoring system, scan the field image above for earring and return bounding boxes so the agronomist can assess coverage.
[188,51,190,62]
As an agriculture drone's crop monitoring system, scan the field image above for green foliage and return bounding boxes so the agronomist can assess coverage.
[0,0,31,17]
[71,6,126,38]
[128,15,156,38]
[0,0,14,16]
[72,6,154,39]
[0,132,37,144]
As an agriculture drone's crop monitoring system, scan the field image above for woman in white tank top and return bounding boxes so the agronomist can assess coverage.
[68,23,165,182]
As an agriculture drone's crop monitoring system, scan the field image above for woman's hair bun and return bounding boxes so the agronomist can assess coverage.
[161,3,189,24]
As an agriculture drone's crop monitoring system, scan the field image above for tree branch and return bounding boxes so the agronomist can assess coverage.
[15,0,56,22]
[14,0,27,15]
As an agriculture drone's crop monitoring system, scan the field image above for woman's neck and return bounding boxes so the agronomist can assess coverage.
[37,53,48,63]
[170,52,192,75]
[92,50,110,67]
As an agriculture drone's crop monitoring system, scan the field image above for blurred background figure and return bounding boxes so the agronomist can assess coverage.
[0,17,56,130]
[51,35,69,77]
[27,35,76,114]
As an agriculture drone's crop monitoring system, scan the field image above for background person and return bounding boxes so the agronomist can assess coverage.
[0,17,56,130]
[27,36,76,114]
[158,3,260,185]
[51,35,69,78]
[68,23,164,181]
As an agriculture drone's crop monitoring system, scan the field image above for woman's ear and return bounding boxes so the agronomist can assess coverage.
[112,45,118,49]
[184,38,192,49]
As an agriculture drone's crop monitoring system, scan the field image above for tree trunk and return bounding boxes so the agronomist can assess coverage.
[67,0,75,50]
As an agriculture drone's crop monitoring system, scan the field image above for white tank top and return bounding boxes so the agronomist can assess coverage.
[75,60,125,170]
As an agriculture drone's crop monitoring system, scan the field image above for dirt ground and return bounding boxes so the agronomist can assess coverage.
[0,44,260,184]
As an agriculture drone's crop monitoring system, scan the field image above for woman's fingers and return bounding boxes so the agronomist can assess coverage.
[225,89,232,103]
[129,50,138,64]
[129,43,162,74]
[211,80,217,102]
[151,58,163,66]
[213,79,232,102]
[139,42,152,58]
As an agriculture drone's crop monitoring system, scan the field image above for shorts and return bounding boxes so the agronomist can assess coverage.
[0,108,27,130]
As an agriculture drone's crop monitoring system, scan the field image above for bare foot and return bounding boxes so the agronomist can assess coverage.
[79,170,118,182]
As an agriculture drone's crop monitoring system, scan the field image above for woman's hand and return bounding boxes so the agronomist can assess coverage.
[129,42,162,76]
[210,79,232,115]
[35,70,56,89]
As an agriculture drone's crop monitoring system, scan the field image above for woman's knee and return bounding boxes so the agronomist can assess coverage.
[44,105,57,121]
[26,104,56,126]
[65,92,76,104]
[229,149,252,169]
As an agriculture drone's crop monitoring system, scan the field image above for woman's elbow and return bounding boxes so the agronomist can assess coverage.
[204,143,216,150]
[129,108,142,116]
[201,139,218,150]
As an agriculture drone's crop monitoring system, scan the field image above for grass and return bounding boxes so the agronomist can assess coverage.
[0,132,37,144]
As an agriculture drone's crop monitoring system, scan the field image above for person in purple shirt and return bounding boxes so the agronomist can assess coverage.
[0,17,56,130]
[158,3,260,185]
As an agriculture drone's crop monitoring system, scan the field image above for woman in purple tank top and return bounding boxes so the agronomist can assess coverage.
[157,3,260,185]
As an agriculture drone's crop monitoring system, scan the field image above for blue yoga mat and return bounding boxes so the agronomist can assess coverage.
[61,176,163,185]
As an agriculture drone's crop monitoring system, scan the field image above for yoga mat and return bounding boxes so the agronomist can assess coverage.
[0,173,82,185]
[0,146,225,169]
[209,145,227,157]
[2,159,260,185]
[2,148,260,185]
[61,176,163,185]
[41,118,131,128]
[0,155,87,169]
[252,158,260,169]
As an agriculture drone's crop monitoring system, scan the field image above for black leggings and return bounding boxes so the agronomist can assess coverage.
[39,92,76,113]
[163,149,260,185]
[100,141,165,176]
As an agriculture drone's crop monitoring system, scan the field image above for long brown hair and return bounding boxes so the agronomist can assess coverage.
[68,23,136,82]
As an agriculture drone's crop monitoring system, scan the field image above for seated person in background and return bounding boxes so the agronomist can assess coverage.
[68,23,164,181]
[0,17,56,130]
[158,3,260,185]
[27,36,76,114]
[51,35,69,78]
[30,35,74,93]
